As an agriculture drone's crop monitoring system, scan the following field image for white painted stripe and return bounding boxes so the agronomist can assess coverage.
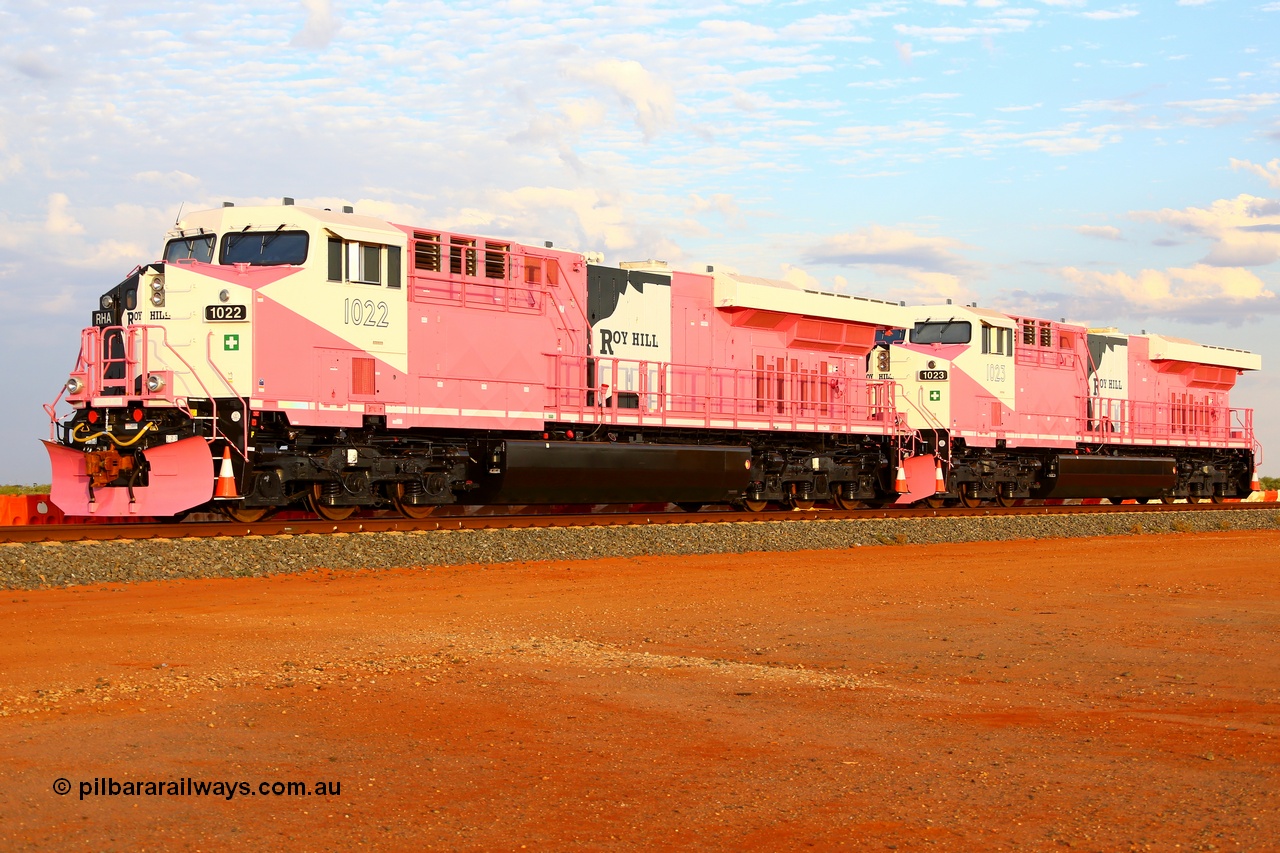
[459,409,541,419]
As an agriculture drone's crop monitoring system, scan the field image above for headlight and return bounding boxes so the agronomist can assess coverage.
[100,294,114,310]
[146,374,165,393]
[219,289,230,303]
[150,277,165,292]
[65,377,84,395]
[150,291,165,306]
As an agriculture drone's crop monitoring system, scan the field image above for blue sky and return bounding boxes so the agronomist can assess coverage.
[2,0,1278,482]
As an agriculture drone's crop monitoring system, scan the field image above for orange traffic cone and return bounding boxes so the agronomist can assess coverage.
[934,459,946,493]
[894,462,908,493]
[1250,468,1261,493]
[215,446,238,499]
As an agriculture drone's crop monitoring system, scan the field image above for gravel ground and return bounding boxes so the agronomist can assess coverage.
[3,508,1279,590]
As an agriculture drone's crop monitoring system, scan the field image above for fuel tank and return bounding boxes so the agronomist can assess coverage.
[1035,455,1176,499]
[476,440,752,504]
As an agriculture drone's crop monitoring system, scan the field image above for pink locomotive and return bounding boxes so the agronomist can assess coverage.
[879,304,1259,506]
[44,201,1260,520]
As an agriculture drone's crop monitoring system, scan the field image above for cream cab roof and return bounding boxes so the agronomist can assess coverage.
[904,303,1022,329]
[168,205,405,248]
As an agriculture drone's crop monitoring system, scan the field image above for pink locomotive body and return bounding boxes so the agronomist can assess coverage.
[881,304,1258,504]
[44,201,1260,519]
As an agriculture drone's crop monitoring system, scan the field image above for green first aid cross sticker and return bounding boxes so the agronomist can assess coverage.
[224,334,240,351]
[929,389,941,402]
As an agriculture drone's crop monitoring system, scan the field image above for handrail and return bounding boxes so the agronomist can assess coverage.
[542,353,902,436]
[543,255,589,358]
[50,324,238,451]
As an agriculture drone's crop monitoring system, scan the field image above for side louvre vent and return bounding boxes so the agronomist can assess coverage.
[352,357,376,396]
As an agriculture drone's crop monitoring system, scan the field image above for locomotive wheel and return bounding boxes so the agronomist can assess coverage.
[959,484,983,508]
[1210,493,1227,504]
[218,502,270,523]
[994,493,1017,508]
[309,484,356,521]
[922,495,946,509]
[743,499,770,513]
[391,484,437,519]
[1160,495,1178,505]
[1135,497,1150,505]
[789,498,816,511]
[1109,497,1127,505]
[1186,494,1206,505]
[833,495,864,510]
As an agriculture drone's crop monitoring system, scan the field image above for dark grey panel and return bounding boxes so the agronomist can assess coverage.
[1037,455,1176,499]
[586,265,671,326]
[479,441,751,504]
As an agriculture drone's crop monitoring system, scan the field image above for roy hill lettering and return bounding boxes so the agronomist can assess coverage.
[597,329,660,355]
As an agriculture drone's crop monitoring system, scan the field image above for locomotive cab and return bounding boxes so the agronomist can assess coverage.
[46,201,415,518]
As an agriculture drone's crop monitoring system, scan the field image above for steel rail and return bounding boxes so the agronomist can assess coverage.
[3,501,1277,545]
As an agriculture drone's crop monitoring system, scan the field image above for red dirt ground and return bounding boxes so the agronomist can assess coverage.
[2,531,1278,851]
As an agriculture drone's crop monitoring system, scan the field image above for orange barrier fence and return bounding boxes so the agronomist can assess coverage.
[0,494,157,525]
[0,495,66,525]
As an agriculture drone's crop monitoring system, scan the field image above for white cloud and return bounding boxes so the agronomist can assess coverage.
[1135,194,1280,267]
[1166,93,1280,126]
[687,193,742,226]
[483,186,654,256]
[1230,157,1280,189]
[780,264,824,290]
[565,59,677,140]
[134,170,203,189]
[804,225,977,277]
[1082,6,1140,20]
[894,20,1033,42]
[1064,97,1142,114]
[1077,225,1123,240]
[291,0,340,50]
[1060,264,1278,321]
[963,122,1121,156]
[45,194,85,237]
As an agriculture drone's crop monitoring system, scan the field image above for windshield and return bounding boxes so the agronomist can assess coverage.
[164,235,216,264]
[910,320,971,345]
[220,230,309,265]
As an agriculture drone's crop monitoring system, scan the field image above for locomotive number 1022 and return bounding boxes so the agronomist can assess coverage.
[344,298,390,328]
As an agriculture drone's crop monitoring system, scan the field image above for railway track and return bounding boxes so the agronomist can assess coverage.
[4,501,1277,545]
